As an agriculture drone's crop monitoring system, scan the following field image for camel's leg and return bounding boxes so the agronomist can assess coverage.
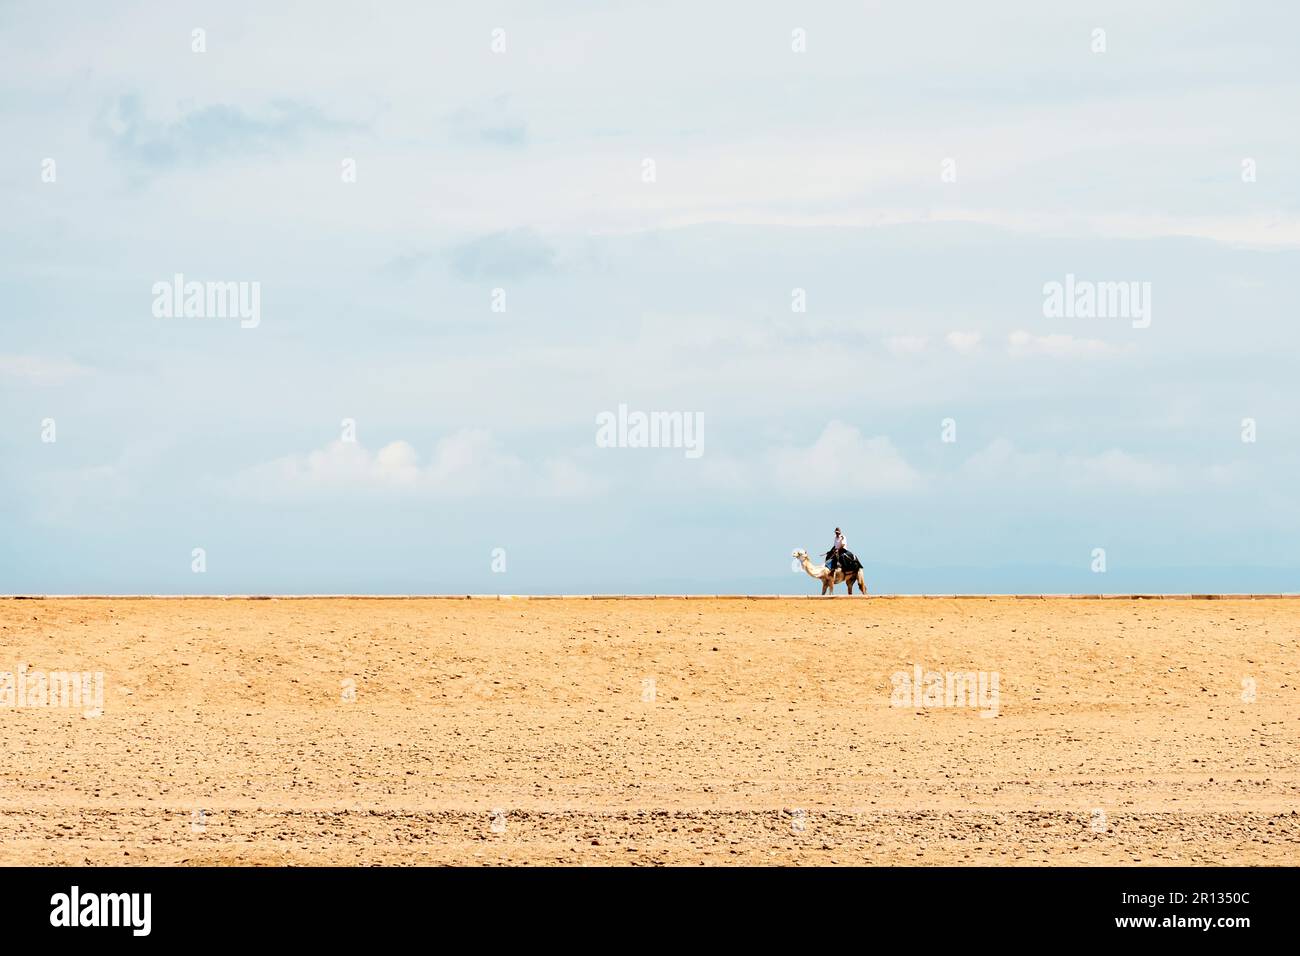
[822,579,831,595]
[857,571,867,595]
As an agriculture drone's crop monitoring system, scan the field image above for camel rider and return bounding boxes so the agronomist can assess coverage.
[826,527,847,571]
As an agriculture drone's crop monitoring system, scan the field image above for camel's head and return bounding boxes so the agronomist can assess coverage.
[792,549,808,560]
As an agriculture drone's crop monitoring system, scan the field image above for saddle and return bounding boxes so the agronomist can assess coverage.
[824,548,861,575]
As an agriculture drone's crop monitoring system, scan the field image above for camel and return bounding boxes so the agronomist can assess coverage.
[793,549,867,595]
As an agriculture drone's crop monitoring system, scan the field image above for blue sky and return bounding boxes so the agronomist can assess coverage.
[2,1,1298,593]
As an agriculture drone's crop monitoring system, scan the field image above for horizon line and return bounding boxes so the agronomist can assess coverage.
[4,593,1298,601]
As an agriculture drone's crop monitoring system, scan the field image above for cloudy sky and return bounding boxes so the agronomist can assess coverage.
[2,1,1298,593]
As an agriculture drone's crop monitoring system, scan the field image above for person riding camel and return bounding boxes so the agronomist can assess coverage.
[826,527,847,572]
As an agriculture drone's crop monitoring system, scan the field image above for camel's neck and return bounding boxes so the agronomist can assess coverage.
[800,557,824,579]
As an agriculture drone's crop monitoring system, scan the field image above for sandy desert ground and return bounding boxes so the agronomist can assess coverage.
[0,596,1296,866]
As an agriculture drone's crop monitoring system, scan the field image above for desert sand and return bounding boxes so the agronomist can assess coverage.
[0,596,1296,866]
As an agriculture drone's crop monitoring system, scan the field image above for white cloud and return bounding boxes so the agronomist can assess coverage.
[960,439,1177,490]
[945,331,981,352]
[537,457,606,498]
[225,431,599,499]
[22,444,164,527]
[769,421,921,496]
[650,421,921,499]
[1007,330,1126,358]
[959,439,1054,483]
[1071,448,1175,489]
[0,354,89,385]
